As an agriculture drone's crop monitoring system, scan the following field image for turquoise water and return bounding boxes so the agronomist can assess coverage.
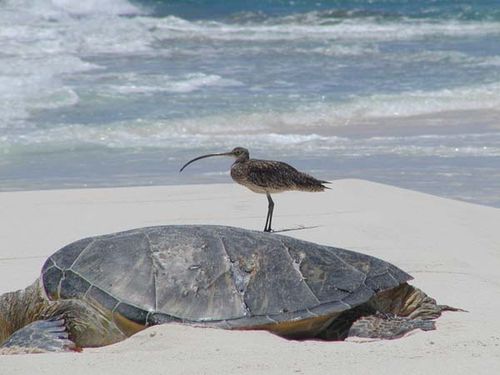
[0,0,499,206]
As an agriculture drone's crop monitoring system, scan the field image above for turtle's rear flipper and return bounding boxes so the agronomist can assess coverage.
[1,318,76,354]
[347,313,436,341]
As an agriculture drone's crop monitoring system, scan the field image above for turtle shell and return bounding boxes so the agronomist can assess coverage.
[41,225,411,335]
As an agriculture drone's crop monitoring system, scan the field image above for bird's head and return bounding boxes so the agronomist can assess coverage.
[228,147,249,160]
[180,146,250,172]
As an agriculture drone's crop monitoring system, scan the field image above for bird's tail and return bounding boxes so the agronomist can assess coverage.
[320,180,331,190]
[298,177,330,192]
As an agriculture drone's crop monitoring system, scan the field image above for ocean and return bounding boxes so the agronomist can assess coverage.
[1,0,499,206]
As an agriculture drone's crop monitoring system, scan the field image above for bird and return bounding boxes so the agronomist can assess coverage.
[180,147,329,232]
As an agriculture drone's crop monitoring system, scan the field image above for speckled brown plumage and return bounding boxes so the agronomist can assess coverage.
[231,158,329,194]
[180,147,330,232]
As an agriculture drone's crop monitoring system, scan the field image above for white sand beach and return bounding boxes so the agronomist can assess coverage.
[1,179,499,374]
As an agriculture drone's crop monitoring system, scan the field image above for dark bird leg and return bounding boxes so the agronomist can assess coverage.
[264,192,274,232]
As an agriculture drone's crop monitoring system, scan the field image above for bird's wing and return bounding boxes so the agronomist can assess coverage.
[245,159,329,191]
[245,160,303,190]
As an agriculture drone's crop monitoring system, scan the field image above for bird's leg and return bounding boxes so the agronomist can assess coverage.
[264,193,274,232]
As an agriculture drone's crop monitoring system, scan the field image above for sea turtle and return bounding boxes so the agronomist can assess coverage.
[0,225,456,354]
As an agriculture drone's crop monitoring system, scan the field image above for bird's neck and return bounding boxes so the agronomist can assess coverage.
[233,154,249,165]
[0,280,47,345]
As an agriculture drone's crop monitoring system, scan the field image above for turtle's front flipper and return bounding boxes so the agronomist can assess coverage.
[0,318,75,354]
[347,313,435,341]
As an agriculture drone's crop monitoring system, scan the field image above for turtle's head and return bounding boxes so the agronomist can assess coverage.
[179,147,250,172]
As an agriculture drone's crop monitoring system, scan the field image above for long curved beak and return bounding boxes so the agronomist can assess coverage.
[179,151,233,172]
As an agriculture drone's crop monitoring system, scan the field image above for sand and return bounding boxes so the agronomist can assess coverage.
[1,179,499,374]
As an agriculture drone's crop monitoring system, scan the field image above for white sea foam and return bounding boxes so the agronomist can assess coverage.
[256,82,500,129]
[6,78,496,146]
[210,82,500,131]
[1,0,499,153]
[388,50,500,67]
[0,0,151,126]
[50,0,144,16]
[336,82,500,119]
[151,16,500,42]
[0,72,81,128]
[99,73,243,95]
[1,0,499,130]
[2,117,498,159]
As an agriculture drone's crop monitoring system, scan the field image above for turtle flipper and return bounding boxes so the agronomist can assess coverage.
[347,313,436,340]
[1,318,76,354]
[345,283,463,340]
[320,283,461,341]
